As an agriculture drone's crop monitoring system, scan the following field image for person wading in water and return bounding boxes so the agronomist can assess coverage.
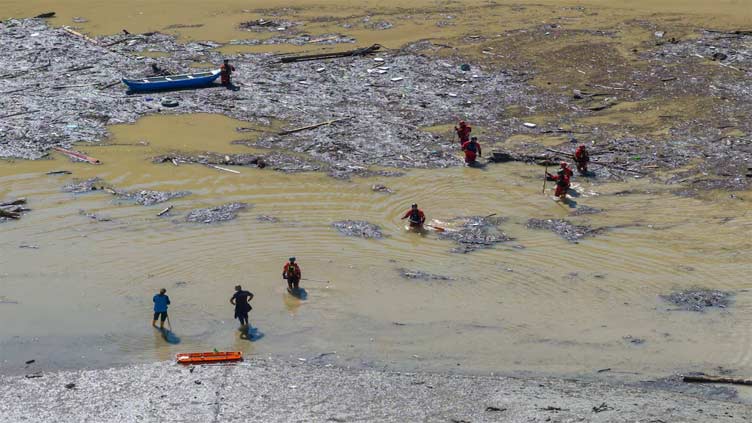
[152,288,170,329]
[546,167,571,201]
[282,257,302,292]
[574,144,590,175]
[401,203,426,229]
[461,136,482,165]
[230,285,253,329]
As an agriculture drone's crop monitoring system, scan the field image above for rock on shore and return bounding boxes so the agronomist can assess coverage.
[0,359,749,422]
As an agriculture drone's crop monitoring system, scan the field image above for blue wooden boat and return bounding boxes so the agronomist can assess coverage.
[122,69,221,92]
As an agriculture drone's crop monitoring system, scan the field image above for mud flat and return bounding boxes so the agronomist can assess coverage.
[1,358,749,423]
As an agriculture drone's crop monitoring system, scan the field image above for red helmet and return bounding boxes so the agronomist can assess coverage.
[577,144,586,150]
[560,161,568,168]
[459,120,467,126]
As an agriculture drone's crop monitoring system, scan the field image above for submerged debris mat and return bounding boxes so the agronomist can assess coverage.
[115,189,190,206]
[398,268,453,281]
[153,153,264,168]
[332,220,383,239]
[661,289,733,312]
[526,218,602,243]
[62,177,103,193]
[185,202,249,223]
[437,215,510,253]
[0,19,534,178]
[0,198,30,222]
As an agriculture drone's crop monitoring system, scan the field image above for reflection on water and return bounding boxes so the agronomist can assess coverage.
[1,114,751,378]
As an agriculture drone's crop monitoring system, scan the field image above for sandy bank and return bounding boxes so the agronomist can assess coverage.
[1,358,749,422]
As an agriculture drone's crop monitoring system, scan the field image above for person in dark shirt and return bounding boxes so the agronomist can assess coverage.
[230,285,254,328]
[152,288,170,329]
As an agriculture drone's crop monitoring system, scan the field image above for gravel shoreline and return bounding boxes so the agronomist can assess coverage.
[1,358,750,422]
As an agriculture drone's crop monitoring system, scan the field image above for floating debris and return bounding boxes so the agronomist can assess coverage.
[115,189,190,206]
[0,198,30,222]
[257,215,280,223]
[78,209,112,222]
[398,268,453,281]
[153,153,264,168]
[570,205,603,216]
[185,202,249,223]
[332,220,383,239]
[437,215,510,253]
[371,184,393,194]
[526,218,603,243]
[62,177,102,193]
[661,289,733,312]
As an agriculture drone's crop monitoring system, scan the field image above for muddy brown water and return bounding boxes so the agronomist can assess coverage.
[3,1,752,384]
[2,114,752,381]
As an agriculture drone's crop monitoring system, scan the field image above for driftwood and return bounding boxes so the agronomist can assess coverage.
[0,62,51,79]
[683,375,752,386]
[278,117,351,135]
[157,205,173,217]
[207,164,240,174]
[0,110,39,119]
[0,198,27,207]
[704,29,752,36]
[280,44,381,63]
[34,12,55,19]
[0,209,21,219]
[62,26,99,45]
[98,80,121,90]
[52,147,101,164]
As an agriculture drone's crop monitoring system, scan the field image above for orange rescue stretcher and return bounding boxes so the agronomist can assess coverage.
[176,351,243,365]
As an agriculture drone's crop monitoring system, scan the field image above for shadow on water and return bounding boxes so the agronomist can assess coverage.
[467,161,489,170]
[287,287,308,300]
[239,325,264,342]
[157,327,181,344]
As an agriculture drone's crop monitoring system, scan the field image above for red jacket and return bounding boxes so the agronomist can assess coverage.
[461,140,481,157]
[283,262,301,280]
[402,209,426,224]
[574,147,589,164]
[455,125,471,142]
[547,172,571,188]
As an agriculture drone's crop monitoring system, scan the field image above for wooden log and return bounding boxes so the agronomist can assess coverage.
[280,44,381,63]
[62,26,99,45]
[98,80,121,90]
[683,375,752,386]
[0,63,51,79]
[52,147,101,164]
[0,110,39,119]
[278,117,351,136]
[157,205,173,217]
[207,164,240,174]
[0,209,20,219]
[0,198,27,207]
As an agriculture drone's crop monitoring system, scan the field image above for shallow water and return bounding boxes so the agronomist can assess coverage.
[3,0,752,383]
[1,113,752,381]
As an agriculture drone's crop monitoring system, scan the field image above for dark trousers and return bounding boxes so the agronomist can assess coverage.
[287,277,300,290]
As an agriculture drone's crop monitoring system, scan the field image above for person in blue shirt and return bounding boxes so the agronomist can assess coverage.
[152,288,171,329]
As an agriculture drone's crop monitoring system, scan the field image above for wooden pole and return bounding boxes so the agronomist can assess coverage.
[278,117,351,136]
[683,375,752,386]
[541,166,548,194]
[52,147,101,164]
